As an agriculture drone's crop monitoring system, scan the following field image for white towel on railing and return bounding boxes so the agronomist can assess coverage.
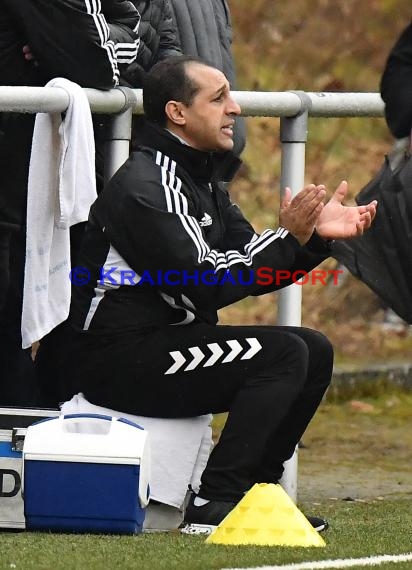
[22,78,97,349]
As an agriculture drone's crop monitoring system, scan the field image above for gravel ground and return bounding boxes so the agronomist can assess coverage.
[299,463,412,503]
[295,395,412,504]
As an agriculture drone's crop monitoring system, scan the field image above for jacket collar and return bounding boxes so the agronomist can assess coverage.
[133,120,242,183]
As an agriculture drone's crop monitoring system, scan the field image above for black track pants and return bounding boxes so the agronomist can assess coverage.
[63,322,334,502]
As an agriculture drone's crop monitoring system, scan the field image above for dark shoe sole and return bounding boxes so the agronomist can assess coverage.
[311,519,329,533]
[181,519,329,536]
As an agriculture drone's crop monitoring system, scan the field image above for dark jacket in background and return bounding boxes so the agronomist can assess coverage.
[97,0,181,188]
[0,0,140,90]
[333,22,412,325]
[0,0,140,232]
[133,0,181,72]
[0,0,140,406]
[380,21,412,139]
[168,0,246,157]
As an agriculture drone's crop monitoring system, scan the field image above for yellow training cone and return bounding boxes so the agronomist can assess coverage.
[206,483,325,547]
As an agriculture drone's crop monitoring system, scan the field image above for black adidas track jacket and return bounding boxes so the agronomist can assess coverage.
[69,121,332,335]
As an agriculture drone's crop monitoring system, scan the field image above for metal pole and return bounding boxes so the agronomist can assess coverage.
[104,87,137,182]
[277,93,310,503]
[0,86,384,117]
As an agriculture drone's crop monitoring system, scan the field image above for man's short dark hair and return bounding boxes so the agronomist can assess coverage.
[143,55,216,127]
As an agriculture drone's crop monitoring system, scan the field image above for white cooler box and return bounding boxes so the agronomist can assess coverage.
[23,413,150,534]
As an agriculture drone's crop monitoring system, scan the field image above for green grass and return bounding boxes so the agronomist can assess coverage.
[1,500,411,569]
[2,397,409,570]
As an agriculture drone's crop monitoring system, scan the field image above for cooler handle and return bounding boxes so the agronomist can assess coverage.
[60,413,145,433]
[63,413,113,422]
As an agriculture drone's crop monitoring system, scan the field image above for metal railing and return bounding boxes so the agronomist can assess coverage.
[0,86,385,501]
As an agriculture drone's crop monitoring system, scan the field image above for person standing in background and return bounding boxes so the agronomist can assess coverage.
[378,19,412,330]
[380,20,412,141]
[0,0,140,406]
[332,21,412,332]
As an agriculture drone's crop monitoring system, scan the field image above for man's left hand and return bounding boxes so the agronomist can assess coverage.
[315,180,377,240]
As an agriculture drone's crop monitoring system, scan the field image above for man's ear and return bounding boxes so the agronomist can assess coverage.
[165,100,186,126]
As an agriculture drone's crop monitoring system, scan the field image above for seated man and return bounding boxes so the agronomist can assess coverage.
[60,56,377,533]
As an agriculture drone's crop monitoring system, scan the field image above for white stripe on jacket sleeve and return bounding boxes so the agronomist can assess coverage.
[84,0,139,85]
[156,153,290,271]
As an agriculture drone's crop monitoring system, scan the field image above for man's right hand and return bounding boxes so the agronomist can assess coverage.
[279,184,326,245]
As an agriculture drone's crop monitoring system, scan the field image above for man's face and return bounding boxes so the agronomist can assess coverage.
[176,63,241,152]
